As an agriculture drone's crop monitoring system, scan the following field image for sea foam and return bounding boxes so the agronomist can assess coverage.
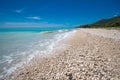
[0,29,76,78]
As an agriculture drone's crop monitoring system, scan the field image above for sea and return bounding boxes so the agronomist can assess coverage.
[0,28,76,78]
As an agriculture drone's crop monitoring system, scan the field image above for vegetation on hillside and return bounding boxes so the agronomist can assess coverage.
[77,16,120,28]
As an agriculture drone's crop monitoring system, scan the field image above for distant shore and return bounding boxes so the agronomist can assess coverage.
[3,28,120,80]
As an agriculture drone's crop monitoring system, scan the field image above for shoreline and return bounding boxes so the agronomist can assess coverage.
[3,29,120,80]
[0,29,76,78]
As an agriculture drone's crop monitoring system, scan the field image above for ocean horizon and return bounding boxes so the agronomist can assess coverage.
[0,27,75,32]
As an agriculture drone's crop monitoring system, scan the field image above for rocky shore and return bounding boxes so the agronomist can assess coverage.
[3,29,120,80]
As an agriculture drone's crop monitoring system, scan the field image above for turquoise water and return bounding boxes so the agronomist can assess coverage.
[0,28,74,32]
[0,28,75,78]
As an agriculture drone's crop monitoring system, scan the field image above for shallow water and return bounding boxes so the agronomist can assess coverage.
[0,29,75,78]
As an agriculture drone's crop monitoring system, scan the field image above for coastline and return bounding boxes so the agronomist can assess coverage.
[3,29,120,80]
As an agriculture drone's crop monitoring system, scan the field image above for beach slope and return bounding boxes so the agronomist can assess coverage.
[4,29,120,80]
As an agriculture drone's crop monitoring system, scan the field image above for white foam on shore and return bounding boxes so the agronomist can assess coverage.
[47,30,76,53]
[0,29,76,79]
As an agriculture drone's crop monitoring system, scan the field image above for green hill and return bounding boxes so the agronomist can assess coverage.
[77,16,120,28]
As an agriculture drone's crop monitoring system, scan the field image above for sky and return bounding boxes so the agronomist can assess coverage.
[0,0,120,29]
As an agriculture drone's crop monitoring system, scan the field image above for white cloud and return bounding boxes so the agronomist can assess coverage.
[14,9,24,13]
[3,22,67,28]
[113,12,119,17]
[113,14,118,17]
[26,16,42,20]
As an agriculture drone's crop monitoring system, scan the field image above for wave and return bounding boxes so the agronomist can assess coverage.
[0,29,76,78]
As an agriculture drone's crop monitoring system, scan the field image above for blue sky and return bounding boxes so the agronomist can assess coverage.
[0,0,120,28]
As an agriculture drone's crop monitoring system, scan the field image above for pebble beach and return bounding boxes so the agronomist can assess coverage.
[3,29,120,80]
